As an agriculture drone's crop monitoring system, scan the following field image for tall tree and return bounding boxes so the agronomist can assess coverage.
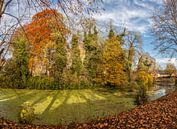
[83,26,102,83]
[2,36,29,88]
[151,0,177,57]
[0,0,102,69]
[52,34,67,82]
[70,34,82,77]
[102,28,127,87]
[125,31,142,83]
[25,9,69,76]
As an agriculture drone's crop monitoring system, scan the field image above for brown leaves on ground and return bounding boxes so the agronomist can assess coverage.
[1,91,177,129]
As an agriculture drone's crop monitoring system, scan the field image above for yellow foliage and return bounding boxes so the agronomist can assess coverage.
[137,71,154,88]
[102,38,128,87]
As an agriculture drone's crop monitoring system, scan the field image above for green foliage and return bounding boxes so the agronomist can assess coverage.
[83,26,103,83]
[70,34,82,77]
[18,102,35,124]
[108,28,115,39]
[27,76,55,89]
[135,85,148,105]
[52,34,67,82]
[0,37,30,88]
[135,70,153,105]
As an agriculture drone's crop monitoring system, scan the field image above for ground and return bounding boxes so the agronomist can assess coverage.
[1,90,177,129]
[0,88,135,125]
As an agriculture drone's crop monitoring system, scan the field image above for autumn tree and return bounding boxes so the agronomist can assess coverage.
[25,9,69,76]
[0,0,102,70]
[165,63,176,77]
[151,0,177,57]
[102,28,127,87]
[136,52,155,89]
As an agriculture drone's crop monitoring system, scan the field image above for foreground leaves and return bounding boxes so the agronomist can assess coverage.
[1,91,177,129]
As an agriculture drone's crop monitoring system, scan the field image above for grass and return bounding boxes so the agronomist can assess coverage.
[0,88,136,125]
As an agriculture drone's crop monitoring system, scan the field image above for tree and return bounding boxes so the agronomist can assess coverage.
[83,26,102,83]
[25,9,69,76]
[137,52,156,73]
[102,28,127,87]
[125,31,143,83]
[151,0,177,57]
[2,36,30,88]
[136,52,155,89]
[70,34,82,77]
[52,34,67,82]
[0,0,102,69]
[165,63,176,77]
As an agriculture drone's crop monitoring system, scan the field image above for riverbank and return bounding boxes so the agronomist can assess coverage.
[1,90,177,128]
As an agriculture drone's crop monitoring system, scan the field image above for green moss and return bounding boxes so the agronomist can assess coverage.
[0,88,135,125]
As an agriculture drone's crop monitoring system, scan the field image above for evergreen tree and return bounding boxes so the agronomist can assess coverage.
[3,37,29,88]
[83,26,102,83]
[70,34,82,77]
[53,34,67,82]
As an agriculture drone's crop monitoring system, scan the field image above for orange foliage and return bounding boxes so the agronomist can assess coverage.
[23,9,69,73]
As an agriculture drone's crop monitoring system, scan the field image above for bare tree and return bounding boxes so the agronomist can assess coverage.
[124,31,143,82]
[151,0,177,57]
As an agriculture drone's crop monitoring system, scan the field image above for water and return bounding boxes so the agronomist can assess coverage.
[148,85,176,101]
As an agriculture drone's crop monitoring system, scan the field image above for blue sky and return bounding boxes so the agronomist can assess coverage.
[93,0,177,68]
[1,0,176,68]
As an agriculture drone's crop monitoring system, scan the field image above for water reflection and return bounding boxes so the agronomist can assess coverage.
[148,85,176,101]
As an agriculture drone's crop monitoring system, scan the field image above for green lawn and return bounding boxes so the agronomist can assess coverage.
[0,88,135,125]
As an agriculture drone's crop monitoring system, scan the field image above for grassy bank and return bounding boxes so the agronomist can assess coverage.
[0,88,135,125]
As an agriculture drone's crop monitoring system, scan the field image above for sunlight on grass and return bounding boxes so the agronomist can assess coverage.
[0,88,135,125]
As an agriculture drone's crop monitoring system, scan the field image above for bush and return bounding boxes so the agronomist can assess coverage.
[136,71,154,89]
[27,76,55,90]
[18,102,35,124]
[135,85,148,105]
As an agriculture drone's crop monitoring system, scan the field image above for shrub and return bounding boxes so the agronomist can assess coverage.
[123,81,139,92]
[136,71,154,89]
[135,85,148,105]
[18,102,35,124]
[27,76,55,89]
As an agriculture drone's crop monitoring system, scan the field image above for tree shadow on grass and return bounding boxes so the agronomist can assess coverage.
[0,90,39,121]
[0,89,136,125]
[35,89,135,125]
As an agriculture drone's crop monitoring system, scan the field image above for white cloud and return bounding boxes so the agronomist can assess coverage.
[93,0,162,33]
[156,58,177,68]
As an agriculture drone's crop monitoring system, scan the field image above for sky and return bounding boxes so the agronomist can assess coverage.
[93,0,177,68]
[1,0,176,68]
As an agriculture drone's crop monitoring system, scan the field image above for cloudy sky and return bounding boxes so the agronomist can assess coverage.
[1,0,176,68]
[93,0,176,68]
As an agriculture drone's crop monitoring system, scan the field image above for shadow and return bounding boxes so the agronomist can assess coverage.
[0,88,136,125]
[0,90,39,121]
[40,90,60,116]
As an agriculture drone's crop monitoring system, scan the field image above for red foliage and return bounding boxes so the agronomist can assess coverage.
[24,9,69,71]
